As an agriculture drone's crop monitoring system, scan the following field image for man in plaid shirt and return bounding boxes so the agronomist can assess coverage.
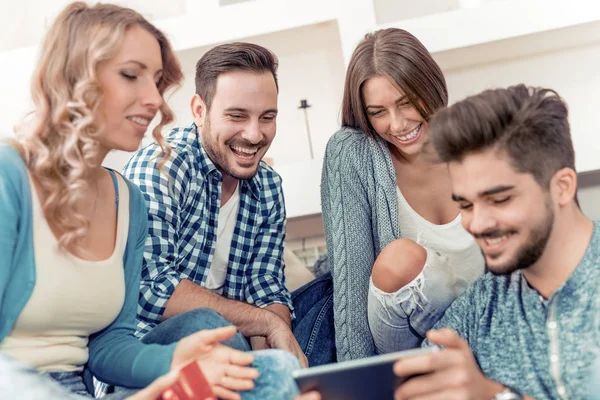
[124,42,335,368]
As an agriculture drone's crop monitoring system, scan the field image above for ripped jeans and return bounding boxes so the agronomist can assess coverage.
[367,251,468,354]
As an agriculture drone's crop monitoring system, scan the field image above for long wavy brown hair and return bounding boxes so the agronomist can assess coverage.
[13,2,183,251]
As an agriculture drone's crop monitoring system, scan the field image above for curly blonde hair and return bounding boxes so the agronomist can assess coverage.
[14,2,183,251]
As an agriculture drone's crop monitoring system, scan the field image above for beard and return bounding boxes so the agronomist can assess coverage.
[484,199,555,276]
[200,116,264,180]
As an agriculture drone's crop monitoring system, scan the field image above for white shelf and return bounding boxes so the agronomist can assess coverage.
[379,0,600,55]
[154,0,340,52]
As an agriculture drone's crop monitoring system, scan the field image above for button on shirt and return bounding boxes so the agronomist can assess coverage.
[123,124,292,335]
[425,221,600,400]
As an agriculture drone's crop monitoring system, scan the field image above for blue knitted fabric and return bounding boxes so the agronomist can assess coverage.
[321,127,401,361]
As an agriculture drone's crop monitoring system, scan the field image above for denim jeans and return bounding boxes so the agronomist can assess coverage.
[144,272,336,367]
[142,308,301,400]
[367,252,466,354]
[291,271,336,366]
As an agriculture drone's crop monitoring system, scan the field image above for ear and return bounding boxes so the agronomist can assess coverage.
[550,168,578,207]
[190,94,207,127]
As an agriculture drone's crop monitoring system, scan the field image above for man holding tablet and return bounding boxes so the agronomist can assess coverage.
[392,85,600,399]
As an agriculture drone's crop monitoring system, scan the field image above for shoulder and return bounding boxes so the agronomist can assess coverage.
[326,127,383,155]
[324,127,386,169]
[457,271,515,310]
[0,142,26,172]
[110,170,147,224]
[255,161,282,186]
[124,125,198,178]
[0,143,28,191]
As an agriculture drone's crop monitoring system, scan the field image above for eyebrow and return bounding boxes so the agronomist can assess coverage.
[119,60,147,69]
[224,107,278,115]
[119,60,163,76]
[366,95,407,110]
[451,185,515,202]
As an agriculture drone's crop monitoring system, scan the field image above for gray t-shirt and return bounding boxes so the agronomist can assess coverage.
[426,221,600,400]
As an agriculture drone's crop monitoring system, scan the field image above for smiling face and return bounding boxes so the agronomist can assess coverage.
[96,25,164,153]
[449,149,556,275]
[195,70,278,180]
[362,75,428,158]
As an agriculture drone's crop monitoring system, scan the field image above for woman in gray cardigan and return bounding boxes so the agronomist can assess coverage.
[321,28,484,361]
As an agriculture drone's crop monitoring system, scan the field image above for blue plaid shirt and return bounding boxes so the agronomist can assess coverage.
[123,124,292,335]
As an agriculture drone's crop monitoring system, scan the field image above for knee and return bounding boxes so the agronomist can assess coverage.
[179,308,232,330]
[372,239,426,293]
[143,308,234,345]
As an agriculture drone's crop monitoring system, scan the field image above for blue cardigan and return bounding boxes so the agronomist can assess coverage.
[0,144,176,388]
[321,128,401,361]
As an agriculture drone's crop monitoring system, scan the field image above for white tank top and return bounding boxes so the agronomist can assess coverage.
[0,172,128,371]
[396,186,484,288]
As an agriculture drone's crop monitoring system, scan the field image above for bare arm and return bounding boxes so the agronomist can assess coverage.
[163,279,283,338]
[248,304,291,351]
[164,279,308,367]
[265,303,291,327]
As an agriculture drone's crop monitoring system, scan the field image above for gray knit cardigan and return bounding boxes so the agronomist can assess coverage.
[321,127,401,361]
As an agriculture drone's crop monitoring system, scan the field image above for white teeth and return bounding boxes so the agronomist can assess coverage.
[129,116,150,126]
[485,235,508,245]
[231,145,258,155]
[396,124,420,141]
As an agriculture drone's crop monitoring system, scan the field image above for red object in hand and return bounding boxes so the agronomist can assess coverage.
[161,362,216,400]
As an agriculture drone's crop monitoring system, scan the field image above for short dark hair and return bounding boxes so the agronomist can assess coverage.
[195,42,279,110]
[430,84,575,189]
[341,28,448,137]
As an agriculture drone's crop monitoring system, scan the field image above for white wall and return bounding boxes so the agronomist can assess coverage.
[441,37,600,173]
[0,0,186,51]
[580,186,600,221]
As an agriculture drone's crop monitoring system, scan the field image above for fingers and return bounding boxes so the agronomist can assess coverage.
[268,331,308,368]
[395,387,461,400]
[426,329,468,351]
[396,367,470,399]
[217,344,255,366]
[213,385,242,400]
[225,364,260,380]
[286,344,308,368]
[193,325,238,346]
[126,371,178,400]
[298,351,309,368]
[296,391,322,400]
[219,375,255,391]
[393,348,462,377]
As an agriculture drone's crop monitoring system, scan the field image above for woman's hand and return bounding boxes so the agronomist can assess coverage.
[296,392,321,400]
[171,326,259,400]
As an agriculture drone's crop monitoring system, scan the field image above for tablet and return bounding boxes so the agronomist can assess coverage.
[293,347,439,400]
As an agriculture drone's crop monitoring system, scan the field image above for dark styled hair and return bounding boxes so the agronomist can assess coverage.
[195,42,279,110]
[430,84,575,189]
[341,28,448,137]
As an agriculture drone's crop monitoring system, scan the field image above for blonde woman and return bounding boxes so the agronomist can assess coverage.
[0,3,301,399]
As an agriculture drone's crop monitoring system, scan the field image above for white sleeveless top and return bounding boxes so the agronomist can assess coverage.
[0,172,128,371]
[396,186,484,288]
